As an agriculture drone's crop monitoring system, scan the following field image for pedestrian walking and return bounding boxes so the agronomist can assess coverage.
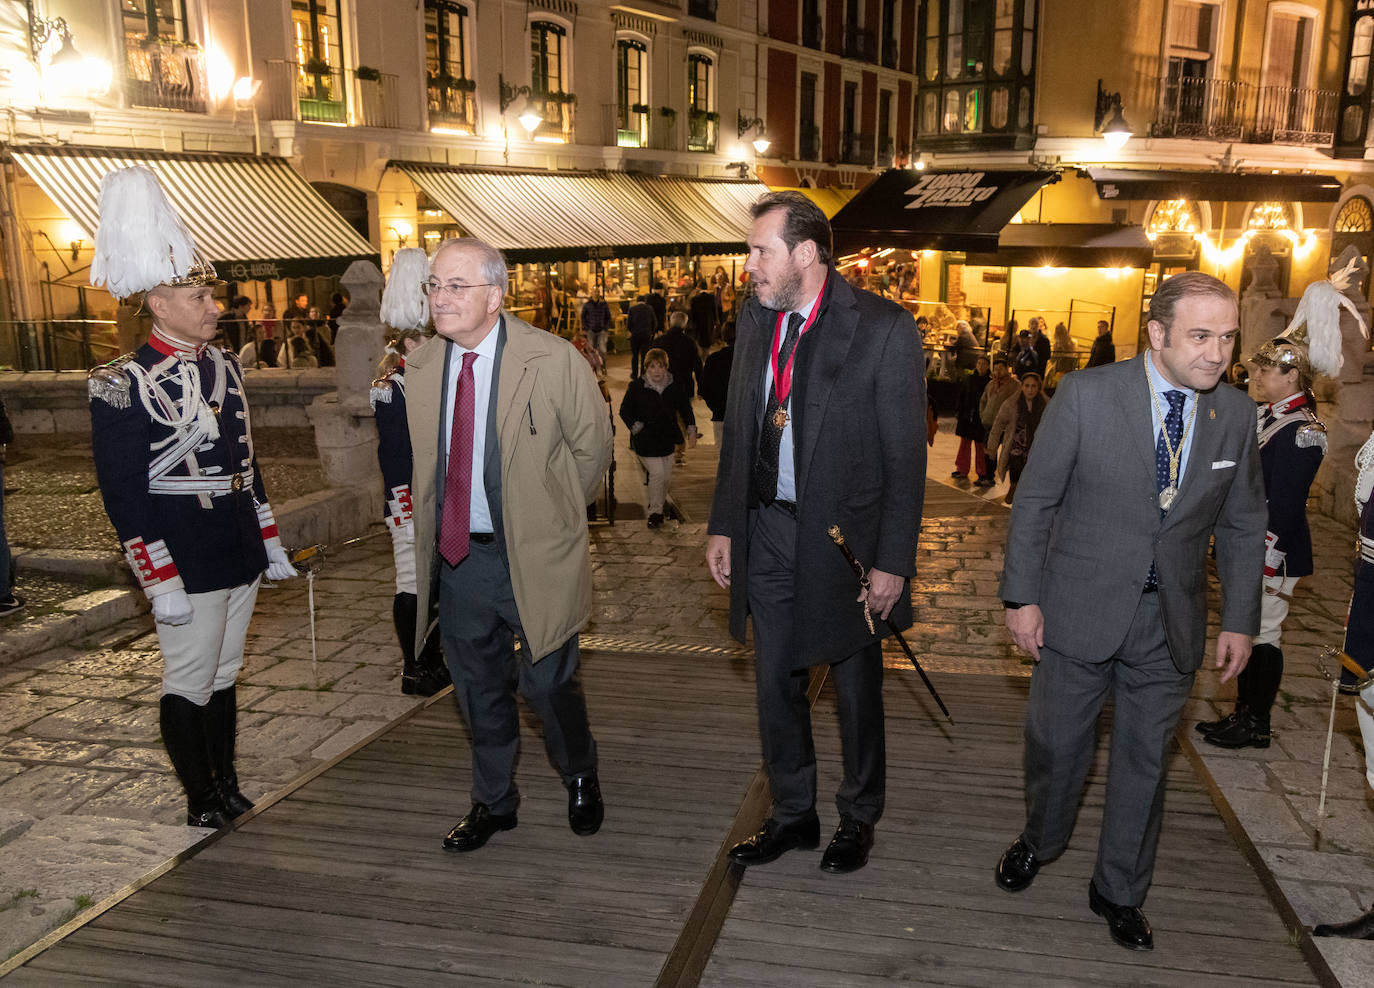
[994,270,1266,952]
[987,371,1046,504]
[979,356,1019,488]
[404,237,612,853]
[581,287,613,356]
[1086,319,1115,368]
[698,322,736,447]
[951,355,991,484]
[627,292,658,379]
[371,246,451,698]
[87,166,298,829]
[706,191,925,875]
[620,347,697,528]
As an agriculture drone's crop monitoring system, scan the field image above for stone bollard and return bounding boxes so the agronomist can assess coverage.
[305,260,386,538]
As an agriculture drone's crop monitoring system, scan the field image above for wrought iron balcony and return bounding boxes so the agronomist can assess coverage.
[123,36,208,113]
[802,21,823,50]
[840,131,874,164]
[429,77,477,132]
[602,102,649,147]
[649,110,681,151]
[881,36,898,69]
[878,135,895,165]
[688,111,717,152]
[687,0,717,20]
[356,70,400,128]
[799,121,821,161]
[528,94,576,142]
[1151,75,1335,147]
[844,24,875,62]
[266,58,346,123]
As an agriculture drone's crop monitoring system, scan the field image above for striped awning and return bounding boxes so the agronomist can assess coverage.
[10,146,377,281]
[394,163,766,262]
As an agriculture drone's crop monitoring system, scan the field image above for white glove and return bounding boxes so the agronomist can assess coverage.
[151,589,194,626]
[265,544,297,581]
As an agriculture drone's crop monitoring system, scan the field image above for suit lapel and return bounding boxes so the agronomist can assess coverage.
[795,276,859,490]
[1161,385,1224,524]
[1116,354,1160,493]
[737,301,770,431]
[495,314,544,460]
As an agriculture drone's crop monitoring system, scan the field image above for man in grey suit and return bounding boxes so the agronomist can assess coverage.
[706,192,925,874]
[406,238,612,853]
[994,271,1266,950]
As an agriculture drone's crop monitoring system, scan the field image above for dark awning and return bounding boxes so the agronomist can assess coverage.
[1086,168,1343,203]
[9,146,378,280]
[393,163,765,262]
[965,224,1154,268]
[830,169,1059,254]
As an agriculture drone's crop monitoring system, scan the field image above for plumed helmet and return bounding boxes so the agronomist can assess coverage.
[89,165,220,298]
[1250,255,1369,385]
[379,247,430,331]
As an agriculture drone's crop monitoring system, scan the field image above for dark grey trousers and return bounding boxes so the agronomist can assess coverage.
[1022,591,1193,906]
[438,540,597,817]
[746,501,886,827]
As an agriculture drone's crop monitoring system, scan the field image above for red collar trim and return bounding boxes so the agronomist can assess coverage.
[149,325,207,360]
[1267,392,1309,416]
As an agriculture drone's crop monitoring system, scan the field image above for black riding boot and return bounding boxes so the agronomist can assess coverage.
[160,694,232,829]
[1206,644,1282,749]
[1196,646,1254,736]
[205,686,254,817]
[396,593,450,696]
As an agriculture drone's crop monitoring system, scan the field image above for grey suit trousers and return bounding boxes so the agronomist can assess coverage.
[746,501,886,826]
[1022,591,1193,906]
[438,540,597,816]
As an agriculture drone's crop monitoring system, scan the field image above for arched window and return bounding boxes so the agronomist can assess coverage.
[1332,194,1374,300]
[426,1,475,132]
[616,38,648,147]
[687,51,716,152]
[530,20,567,95]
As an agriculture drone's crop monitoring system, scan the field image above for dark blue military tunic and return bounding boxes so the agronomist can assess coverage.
[371,366,413,522]
[1257,394,1325,578]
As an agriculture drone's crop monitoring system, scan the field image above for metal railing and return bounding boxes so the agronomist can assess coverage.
[687,0,717,19]
[528,95,576,142]
[356,72,400,129]
[1252,85,1336,145]
[602,102,647,147]
[649,112,681,151]
[0,320,120,372]
[802,21,823,49]
[687,112,717,152]
[266,59,346,123]
[1152,75,1336,146]
[123,36,208,113]
[840,131,874,164]
[844,24,875,61]
[799,122,821,160]
[428,79,477,131]
[881,36,898,69]
[878,135,895,165]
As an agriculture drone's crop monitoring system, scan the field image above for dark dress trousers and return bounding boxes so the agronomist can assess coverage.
[998,355,1266,906]
[708,271,925,826]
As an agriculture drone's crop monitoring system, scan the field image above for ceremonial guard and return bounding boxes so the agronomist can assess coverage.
[1312,425,1374,940]
[1198,271,1349,749]
[87,166,297,828]
[372,247,450,696]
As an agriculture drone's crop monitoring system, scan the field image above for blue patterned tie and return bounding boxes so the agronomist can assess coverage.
[1145,390,1186,591]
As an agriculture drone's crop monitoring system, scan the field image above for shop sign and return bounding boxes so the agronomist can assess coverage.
[586,246,618,260]
[227,260,284,280]
[904,172,1000,209]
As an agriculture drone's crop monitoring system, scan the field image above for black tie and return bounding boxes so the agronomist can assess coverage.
[753,312,805,505]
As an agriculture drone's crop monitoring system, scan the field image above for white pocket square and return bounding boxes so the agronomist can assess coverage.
[1211,459,1236,469]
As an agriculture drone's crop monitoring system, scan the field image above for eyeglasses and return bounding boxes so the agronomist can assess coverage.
[421,281,499,299]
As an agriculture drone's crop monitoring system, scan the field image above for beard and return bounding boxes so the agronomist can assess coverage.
[759,263,804,312]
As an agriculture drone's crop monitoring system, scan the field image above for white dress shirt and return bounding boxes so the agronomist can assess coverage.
[763,292,820,503]
[442,320,500,533]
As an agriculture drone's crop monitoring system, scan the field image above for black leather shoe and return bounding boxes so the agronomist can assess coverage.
[402,663,451,697]
[1195,710,1241,736]
[728,816,821,866]
[995,836,1040,892]
[568,774,604,836]
[443,803,517,852]
[820,815,875,874]
[1089,881,1153,950]
[1203,712,1271,749]
[1313,908,1374,939]
[187,806,232,829]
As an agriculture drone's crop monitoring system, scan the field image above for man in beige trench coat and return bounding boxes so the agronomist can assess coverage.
[406,237,612,852]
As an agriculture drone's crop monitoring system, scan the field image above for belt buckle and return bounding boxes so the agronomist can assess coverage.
[230,473,244,493]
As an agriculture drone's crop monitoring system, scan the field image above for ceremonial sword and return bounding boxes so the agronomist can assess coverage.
[828,525,954,724]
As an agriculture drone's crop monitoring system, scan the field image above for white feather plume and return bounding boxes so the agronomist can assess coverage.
[380,247,430,331]
[89,166,199,298]
[1282,275,1369,379]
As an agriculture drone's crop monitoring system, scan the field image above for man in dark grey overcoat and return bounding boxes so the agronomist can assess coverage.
[994,270,1266,951]
[706,192,925,874]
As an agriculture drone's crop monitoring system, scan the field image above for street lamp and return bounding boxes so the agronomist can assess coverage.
[738,112,769,155]
[1094,79,1132,150]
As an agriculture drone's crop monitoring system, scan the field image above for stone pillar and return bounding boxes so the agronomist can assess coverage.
[1238,244,1289,360]
[305,260,385,532]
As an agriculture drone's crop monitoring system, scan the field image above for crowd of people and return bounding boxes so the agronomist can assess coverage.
[64,164,1374,963]
[217,290,345,369]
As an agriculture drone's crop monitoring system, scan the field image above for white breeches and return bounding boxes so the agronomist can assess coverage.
[158,578,261,705]
[1358,682,1374,793]
[1253,575,1299,647]
[390,520,417,595]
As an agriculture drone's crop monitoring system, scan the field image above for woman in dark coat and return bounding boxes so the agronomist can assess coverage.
[618,347,696,529]
[952,355,991,485]
[987,371,1047,504]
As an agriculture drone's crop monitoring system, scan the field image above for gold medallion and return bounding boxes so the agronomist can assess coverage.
[231,473,245,492]
[1159,484,1177,511]
[773,407,789,429]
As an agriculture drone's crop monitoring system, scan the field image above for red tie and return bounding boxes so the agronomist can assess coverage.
[439,351,479,566]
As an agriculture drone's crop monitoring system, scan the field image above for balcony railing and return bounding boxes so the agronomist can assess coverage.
[1252,85,1336,146]
[802,21,823,49]
[1151,75,1335,146]
[799,122,821,160]
[529,94,576,142]
[649,112,681,151]
[688,111,717,152]
[267,59,346,123]
[688,0,717,19]
[429,79,477,132]
[602,102,649,147]
[123,36,208,113]
[881,36,898,69]
[357,72,400,128]
[844,24,875,61]
[878,135,895,165]
[840,131,874,164]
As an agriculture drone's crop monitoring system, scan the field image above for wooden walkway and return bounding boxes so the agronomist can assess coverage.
[5,645,1320,986]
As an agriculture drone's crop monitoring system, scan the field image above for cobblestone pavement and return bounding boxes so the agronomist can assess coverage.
[0,353,1368,984]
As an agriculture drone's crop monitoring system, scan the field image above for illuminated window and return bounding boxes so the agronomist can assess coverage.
[1148,199,1202,234]
[1248,201,1295,231]
[917,0,1036,140]
[616,39,647,147]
